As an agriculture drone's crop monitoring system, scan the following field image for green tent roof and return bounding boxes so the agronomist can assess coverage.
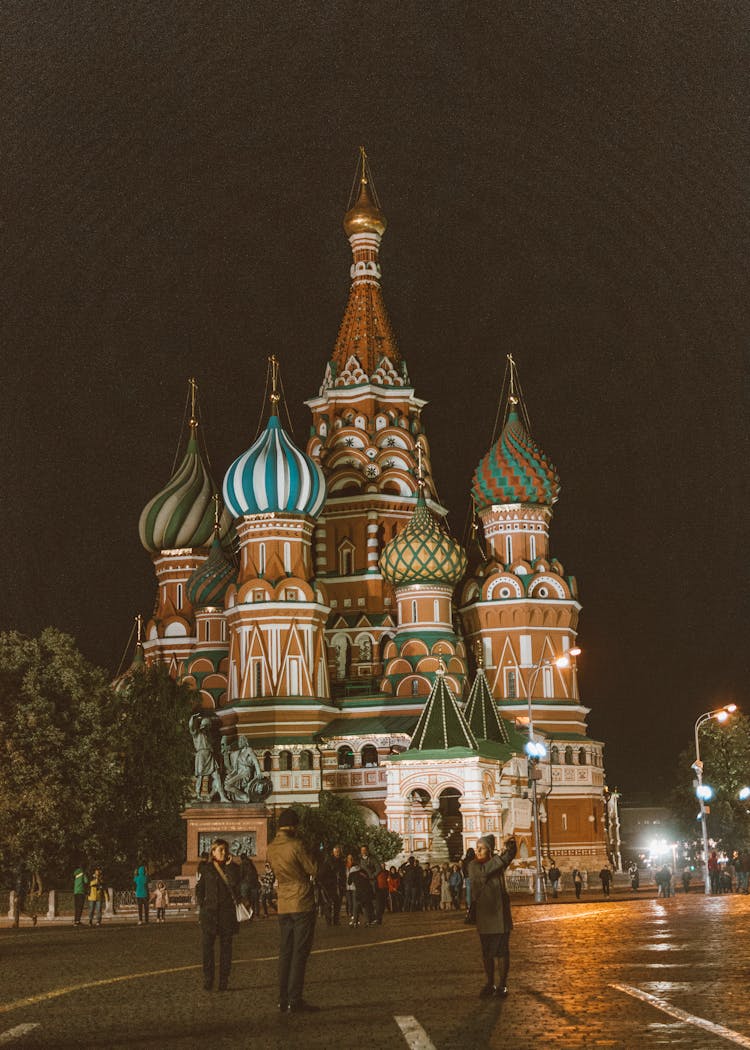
[464,667,509,744]
[410,673,477,751]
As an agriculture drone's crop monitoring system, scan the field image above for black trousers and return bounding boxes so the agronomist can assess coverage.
[73,894,86,923]
[201,925,233,985]
[278,911,316,1006]
[137,897,150,922]
[479,931,510,986]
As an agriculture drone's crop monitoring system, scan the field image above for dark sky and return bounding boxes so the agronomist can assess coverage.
[2,2,748,797]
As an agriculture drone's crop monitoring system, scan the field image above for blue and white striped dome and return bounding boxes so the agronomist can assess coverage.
[223,414,326,519]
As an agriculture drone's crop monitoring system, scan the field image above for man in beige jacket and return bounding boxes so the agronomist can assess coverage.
[267,808,319,1013]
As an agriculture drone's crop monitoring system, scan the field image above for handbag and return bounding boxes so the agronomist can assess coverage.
[212,861,252,921]
[235,901,253,922]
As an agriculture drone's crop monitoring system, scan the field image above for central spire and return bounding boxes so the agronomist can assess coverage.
[328,148,404,388]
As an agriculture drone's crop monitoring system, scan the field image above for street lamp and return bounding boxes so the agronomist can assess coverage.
[524,646,581,904]
[693,703,738,894]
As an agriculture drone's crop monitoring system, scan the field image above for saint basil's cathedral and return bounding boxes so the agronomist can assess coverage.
[135,153,611,871]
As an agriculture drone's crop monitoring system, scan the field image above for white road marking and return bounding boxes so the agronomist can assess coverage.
[612,983,750,1048]
[0,1024,40,1045]
[395,1016,437,1050]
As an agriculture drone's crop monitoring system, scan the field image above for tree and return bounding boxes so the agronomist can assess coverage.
[0,630,198,888]
[0,629,118,885]
[108,664,196,879]
[671,714,750,852]
[290,791,402,862]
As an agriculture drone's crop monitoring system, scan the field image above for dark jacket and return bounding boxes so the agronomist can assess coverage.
[319,853,346,896]
[267,829,317,914]
[196,860,239,935]
[468,839,517,935]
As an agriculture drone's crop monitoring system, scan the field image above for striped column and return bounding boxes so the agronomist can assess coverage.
[366,512,379,571]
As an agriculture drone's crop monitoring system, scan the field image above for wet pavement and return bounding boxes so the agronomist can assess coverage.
[0,892,747,1048]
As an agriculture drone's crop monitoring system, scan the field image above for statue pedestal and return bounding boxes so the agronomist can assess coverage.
[181,803,270,876]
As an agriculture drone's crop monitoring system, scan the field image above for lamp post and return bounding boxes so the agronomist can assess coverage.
[693,703,737,894]
[524,646,581,904]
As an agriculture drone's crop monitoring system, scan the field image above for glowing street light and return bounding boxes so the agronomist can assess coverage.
[694,703,738,894]
[739,786,750,802]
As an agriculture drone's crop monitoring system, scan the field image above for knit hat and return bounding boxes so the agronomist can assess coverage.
[477,834,495,852]
[278,808,299,829]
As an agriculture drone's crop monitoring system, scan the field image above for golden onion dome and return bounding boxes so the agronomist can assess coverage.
[380,491,467,587]
[343,175,387,238]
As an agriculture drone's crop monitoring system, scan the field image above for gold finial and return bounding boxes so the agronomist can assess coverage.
[507,354,519,407]
[359,145,368,184]
[415,439,425,491]
[189,377,198,428]
[269,355,281,412]
[135,613,143,644]
[212,493,221,534]
[437,654,447,676]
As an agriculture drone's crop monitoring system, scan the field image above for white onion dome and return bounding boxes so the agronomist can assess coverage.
[223,413,326,519]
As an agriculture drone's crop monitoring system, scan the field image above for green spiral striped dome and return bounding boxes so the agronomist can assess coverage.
[380,492,467,586]
[186,534,237,609]
[139,429,231,553]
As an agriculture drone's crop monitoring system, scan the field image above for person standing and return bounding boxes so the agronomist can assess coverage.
[708,850,720,894]
[738,852,750,895]
[571,866,584,900]
[153,881,170,922]
[462,847,476,921]
[374,864,388,925]
[548,861,561,899]
[87,867,108,926]
[468,835,517,998]
[599,865,612,898]
[267,808,319,1013]
[73,865,89,926]
[134,864,150,924]
[195,838,240,991]
[259,862,276,916]
[628,862,640,891]
[318,845,346,926]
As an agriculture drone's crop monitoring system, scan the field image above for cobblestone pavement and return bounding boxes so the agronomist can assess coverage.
[0,893,748,1049]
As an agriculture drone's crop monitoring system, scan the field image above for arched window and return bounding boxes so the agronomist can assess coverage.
[578,748,587,766]
[299,750,313,771]
[262,751,272,772]
[337,745,355,769]
[254,662,262,697]
[564,746,574,766]
[279,750,293,771]
[506,670,517,698]
[259,542,266,574]
[361,744,379,767]
[411,600,418,622]
[550,745,559,765]
[283,542,291,573]
[411,678,420,696]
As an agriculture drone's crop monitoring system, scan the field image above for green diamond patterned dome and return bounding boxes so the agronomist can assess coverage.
[380,492,467,586]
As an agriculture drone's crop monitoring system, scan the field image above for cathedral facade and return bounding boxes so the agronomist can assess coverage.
[136,155,609,870]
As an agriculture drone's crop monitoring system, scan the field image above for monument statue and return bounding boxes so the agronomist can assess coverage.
[223,736,267,802]
[189,713,229,803]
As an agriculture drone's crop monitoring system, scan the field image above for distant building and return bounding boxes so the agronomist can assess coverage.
[619,804,678,865]
[133,153,609,868]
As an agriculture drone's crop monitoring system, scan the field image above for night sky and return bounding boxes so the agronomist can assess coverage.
[2,2,747,797]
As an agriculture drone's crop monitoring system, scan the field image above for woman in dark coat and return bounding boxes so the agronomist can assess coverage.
[468,835,517,998]
[195,839,240,991]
